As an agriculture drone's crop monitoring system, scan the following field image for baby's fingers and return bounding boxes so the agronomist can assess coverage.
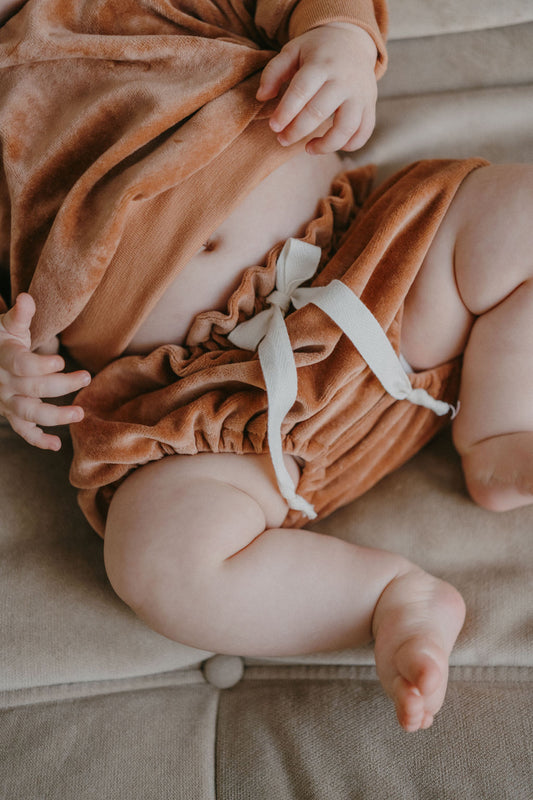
[274,81,343,147]
[267,64,328,135]
[338,104,376,152]
[9,395,84,428]
[1,293,35,340]
[9,414,63,451]
[306,100,373,154]
[8,397,85,451]
[11,368,91,399]
[256,43,299,102]
[0,338,64,378]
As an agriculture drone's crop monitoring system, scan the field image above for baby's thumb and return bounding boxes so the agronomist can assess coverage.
[257,44,298,101]
[2,293,36,338]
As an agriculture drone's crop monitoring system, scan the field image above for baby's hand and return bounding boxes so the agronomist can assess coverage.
[0,293,91,451]
[257,23,378,154]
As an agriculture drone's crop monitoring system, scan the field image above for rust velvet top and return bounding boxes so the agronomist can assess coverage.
[0,0,387,372]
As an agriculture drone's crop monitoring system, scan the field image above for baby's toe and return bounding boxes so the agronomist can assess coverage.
[420,711,435,730]
[395,636,445,697]
[393,676,425,732]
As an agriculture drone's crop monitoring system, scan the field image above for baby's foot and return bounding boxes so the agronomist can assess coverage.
[372,569,466,732]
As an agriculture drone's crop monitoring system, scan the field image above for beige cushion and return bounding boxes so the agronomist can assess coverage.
[388,0,533,39]
[0,422,211,696]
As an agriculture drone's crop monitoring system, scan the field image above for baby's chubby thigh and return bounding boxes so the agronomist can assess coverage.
[400,193,474,373]
[102,452,298,631]
[407,163,533,511]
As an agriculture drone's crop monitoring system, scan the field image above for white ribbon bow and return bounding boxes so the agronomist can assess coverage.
[228,238,456,518]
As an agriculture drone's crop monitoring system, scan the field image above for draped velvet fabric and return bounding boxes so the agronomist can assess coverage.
[69,158,487,536]
[0,0,387,371]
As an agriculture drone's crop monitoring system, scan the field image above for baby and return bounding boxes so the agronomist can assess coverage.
[1,3,532,734]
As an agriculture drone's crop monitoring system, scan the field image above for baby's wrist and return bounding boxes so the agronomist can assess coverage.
[317,21,378,64]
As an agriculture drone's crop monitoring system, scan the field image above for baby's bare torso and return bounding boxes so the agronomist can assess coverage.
[125,151,344,354]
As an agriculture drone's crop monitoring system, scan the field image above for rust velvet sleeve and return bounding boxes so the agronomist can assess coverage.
[254,0,388,75]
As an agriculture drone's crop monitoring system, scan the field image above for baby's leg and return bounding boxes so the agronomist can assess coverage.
[402,164,533,511]
[104,452,465,731]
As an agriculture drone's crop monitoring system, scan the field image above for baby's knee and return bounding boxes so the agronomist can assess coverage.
[102,519,164,617]
[101,483,202,621]
[102,463,272,638]
[462,468,510,513]
[102,516,210,642]
[458,433,533,513]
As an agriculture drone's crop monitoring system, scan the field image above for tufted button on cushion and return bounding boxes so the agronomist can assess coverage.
[202,655,245,689]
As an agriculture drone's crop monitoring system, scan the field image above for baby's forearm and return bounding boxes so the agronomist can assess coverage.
[0,0,26,26]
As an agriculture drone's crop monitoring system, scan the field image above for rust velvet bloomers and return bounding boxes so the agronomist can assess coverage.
[69,158,487,536]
